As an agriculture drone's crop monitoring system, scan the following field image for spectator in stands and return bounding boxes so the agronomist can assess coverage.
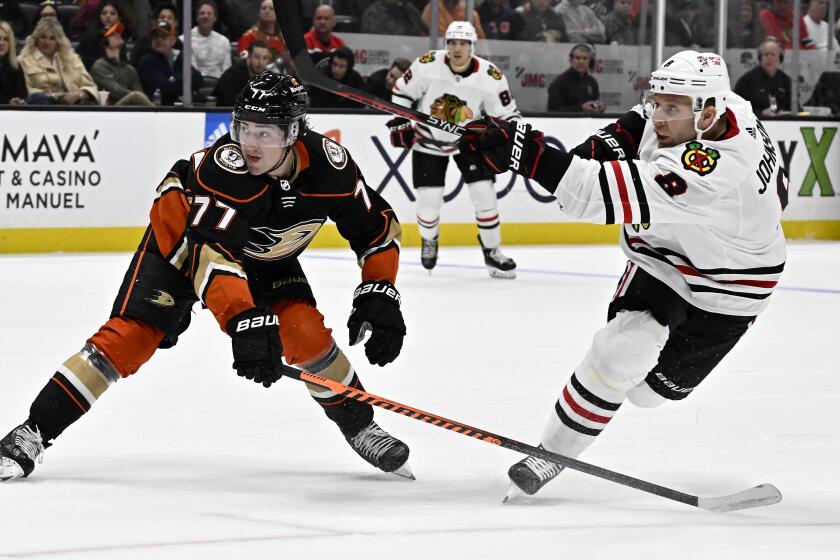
[422,0,486,39]
[603,0,636,44]
[364,56,410,100]
[137,19,203,106]
[18,17,98,104]
[546,43,603,112]
[361,0,425,36]
[805,70,840,115]
[118,0,153,43]
[727,0,761,49]
[32,0,59,30]
[0,0,26,39]
[803,0,840,50]
[734,37,792,117]
[213,40,271,106]
[758,0,814,49]
[304,4,347,63]
[156,2,179,36]
[184,0,231,80]
[238,0,286,61]
[554,0,605,43]
[77,1,124,70]
[90,21,153,105]
[516,0,567,42]
[308,46,364,109]
[0,19,26,104]
[477,0,522,40]
[664,0,711,48]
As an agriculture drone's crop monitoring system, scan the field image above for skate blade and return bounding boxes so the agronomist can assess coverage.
[488,267,516,279]
[502,481,527,503]
[0,458,25,482]
[391,462,416,480]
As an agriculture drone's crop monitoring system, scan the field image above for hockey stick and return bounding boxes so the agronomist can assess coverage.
[275,0,466,137]
[282,365,781,512]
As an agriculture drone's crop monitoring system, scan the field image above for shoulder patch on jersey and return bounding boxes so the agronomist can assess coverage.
[430,93,474,125]
[418,51,435,64]
[681,141,720,176]
[322,138,348,170]
[214,143,248,175]
[487,65,503,80]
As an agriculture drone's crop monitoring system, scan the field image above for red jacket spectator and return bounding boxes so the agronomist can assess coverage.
[238,28,286,59]
[304,5,346,56]
[757,3,814,49]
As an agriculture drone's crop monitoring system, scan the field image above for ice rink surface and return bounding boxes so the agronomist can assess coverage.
[1,242,839,559]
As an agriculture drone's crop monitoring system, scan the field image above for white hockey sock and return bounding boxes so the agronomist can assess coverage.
[415,187,444,241]
[467,180,501,248]
[541,360,626,458]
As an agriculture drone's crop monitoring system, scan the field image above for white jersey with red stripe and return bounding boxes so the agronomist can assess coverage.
[553,93,787,316]
[391,50,520,156]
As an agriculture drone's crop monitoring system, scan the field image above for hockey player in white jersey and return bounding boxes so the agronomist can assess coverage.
[457,51,788,498]
[388,21,520,278]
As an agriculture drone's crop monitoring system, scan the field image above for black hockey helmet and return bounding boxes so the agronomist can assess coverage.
[232,71,308,147]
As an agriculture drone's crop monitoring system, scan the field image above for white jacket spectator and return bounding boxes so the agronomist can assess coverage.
[802,0,840,50]
[554,0,606,43]
[182,0,232,79]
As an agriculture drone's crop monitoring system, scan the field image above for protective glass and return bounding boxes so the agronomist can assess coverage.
[641,91,695,122]
[230,118,299,148]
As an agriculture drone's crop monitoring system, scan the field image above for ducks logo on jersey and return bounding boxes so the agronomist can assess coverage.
[430,93,474,125]
[682,141,720,176]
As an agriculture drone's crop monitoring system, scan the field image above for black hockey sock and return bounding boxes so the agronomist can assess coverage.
[28,345,120,445]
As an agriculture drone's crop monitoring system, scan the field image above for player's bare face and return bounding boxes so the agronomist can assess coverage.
[235,123,290,175]
[650,94,695,147]
[446,40,471,71]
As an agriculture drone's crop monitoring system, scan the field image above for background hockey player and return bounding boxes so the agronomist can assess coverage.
[388,21,520,279]
[0,72,411,482]
[457,51,787,498]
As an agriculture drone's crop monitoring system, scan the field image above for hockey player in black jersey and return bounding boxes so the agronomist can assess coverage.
[0,72,412,481]
[458,51,787,499]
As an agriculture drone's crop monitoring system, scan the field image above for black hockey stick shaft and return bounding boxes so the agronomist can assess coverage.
[282,366,780,511]
[275,0,466,137]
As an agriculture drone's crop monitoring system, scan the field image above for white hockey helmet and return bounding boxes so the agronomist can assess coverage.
[646,50,731,137]
[445,20,477,45]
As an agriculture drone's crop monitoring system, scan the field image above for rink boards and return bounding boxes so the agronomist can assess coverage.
[1,110,838,253]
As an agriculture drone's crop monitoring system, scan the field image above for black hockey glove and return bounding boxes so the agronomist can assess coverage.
[571,110,645,162]
[225,307,284,388]
[347,280,406,367]
[386,117,415,149]
[459,117,546,179]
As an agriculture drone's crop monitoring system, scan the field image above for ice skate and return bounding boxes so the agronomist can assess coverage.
[504,449,564,500]
[346,420,413,479]
[478,236,516,279]
[421,236,439,274]
[0,422,45,481]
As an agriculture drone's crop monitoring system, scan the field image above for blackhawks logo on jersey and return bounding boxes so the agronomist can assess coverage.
[430,93,474,125]
[487,65,503,80]
[681,141,720,176]
[418,51,435,64]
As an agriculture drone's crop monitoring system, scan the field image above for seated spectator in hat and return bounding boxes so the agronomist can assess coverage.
[0,19,27,104]
[361,0,426,36]
[603,0,636,44]
[477,0,523,40]
[18,17,98,104]
[304,4,346,63]
[212,39,271,106]
[516,0,567,42]
[77,2,125,70]
[727,0,761,49]
[423,0,486,39]
[554,0,605,43]
[137,19,203,106]
[238,0,286,61]
[183,0,232,80]
[547,43,604,112]
[90,21,153,105]
[364,57,410,101]
[1,0,27,39]
[308,47,365,109]
[130,2,183,67]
